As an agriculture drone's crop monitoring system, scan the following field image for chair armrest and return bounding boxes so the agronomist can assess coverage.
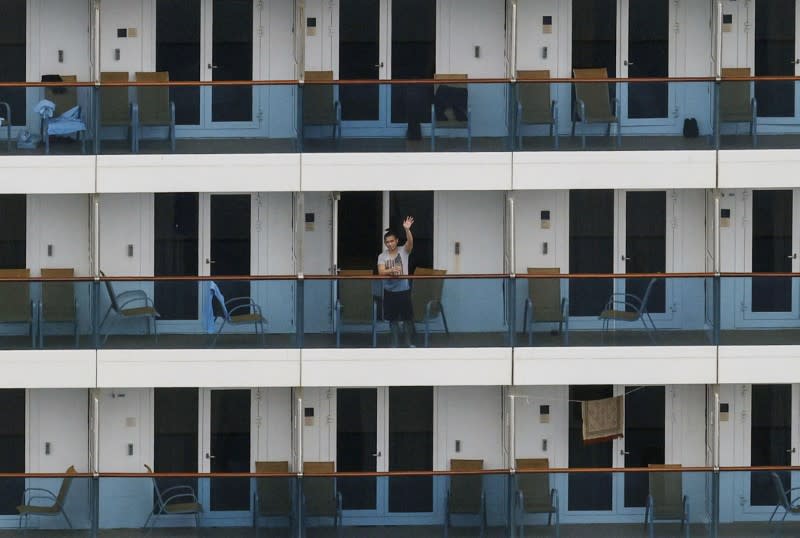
[613,97,621,118]
[516,489,524,509]
[551,488,559,511]
[117,289,148,302]
[131,102,139,123]
[21,487,58,505]
[336,490,343,514]
[576,98,586,121]
[160,484,197,497]
[163,492,200,506]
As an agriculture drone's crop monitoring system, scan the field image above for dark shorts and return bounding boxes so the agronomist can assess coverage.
[383,289,413,321]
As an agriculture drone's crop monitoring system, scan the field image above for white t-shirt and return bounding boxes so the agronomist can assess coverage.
[377,247,410,292]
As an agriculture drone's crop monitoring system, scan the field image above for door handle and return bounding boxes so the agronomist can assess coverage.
[624,60,634,66]
[792,59,800,65]
[208,64,219,69]
[787,448,796,454]
[622,255,630,261]
[374,62,384,68]
[205,453,215,459]
[205,258,216,264]
[371,451,382,457]
[788,254,797,260]
[620,450,630,456]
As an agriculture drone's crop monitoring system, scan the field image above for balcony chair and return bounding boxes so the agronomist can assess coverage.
[516,70,558,150]
[719,67,757,147]
[16,465,76,533]
[0,100,10,152]
[98,71,135,153]
[445,459,486,538]
[134,71,176,153]
[645,464,689,538]
[335,269,384,348]
[302,461,342,538]
[39,268,79,348]
[572,67,621,149]
[143,464,202,530]
[599,277,658,343]
[38,75,87,155]
[254,461,294,537]
[522,268,568,346]
[206,280,267,347]
[515,458,559,538]
[411,267,449,347]
[769,471,800,533]
[98,272,160,346]
[302,71,341,142]
[432,74,472,151]
[0,268,36,348]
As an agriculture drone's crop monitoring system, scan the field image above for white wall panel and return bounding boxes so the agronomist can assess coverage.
[0,157,95,194]
[719,346,800,383]
[302,348,512,387]
[97,348,301,388]
[719,150,800,189]
[96,154,301,193]
[0,351,95,388]
[514,346,717,385]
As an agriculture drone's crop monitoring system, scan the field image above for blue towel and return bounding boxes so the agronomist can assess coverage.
[202,281,227,334]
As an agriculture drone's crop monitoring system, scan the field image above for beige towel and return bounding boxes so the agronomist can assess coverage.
[581,395,623,444]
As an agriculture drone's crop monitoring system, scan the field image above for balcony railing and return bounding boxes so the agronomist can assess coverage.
[2,75,796,155]
[3,467,798,535]
[5,272,800,350]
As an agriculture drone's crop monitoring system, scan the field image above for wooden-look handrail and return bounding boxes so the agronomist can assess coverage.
[2,271,800,282]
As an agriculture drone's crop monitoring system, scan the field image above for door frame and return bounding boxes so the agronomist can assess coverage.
[737,189,800,327]
[333,387,440,526]
[198,388,258,526]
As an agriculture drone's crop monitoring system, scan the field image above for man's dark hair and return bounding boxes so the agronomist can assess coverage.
[384,228,399,241]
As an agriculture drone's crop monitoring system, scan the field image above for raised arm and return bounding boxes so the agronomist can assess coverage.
[403,216,414,253]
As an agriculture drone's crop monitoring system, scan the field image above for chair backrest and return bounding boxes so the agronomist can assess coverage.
[434,74,469,124]
[0,268,31,322]
[100,271,120,313]
[42,268,76,322]
[303,71,337,125]
[100,72,130,125]
[338,269,375,323]
[648,464,684,520]
[144,463,166,504]
[527,268,563,322]
[517,70,553,124]
[411,267,447,320]
[44,75,78,117]
[639,278,658,313]
[516,458,552,512]
[449,458,484,514]
[56,465,77,507]
[573,67,613,121]
[720,67,752,119]
[771,471,791,511]
[255,461,292,517]
[303,461,337,517]
[135,71,171,125]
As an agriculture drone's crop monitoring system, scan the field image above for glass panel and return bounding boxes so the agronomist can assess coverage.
[154,193,199,320]
[627,0,668,118]
[0,195,26,268]
[624,386,665,507]
[337,388,377,510]
[390,0,436,125]
[0,390,24,515]
[388,387,433,513]
[751,384,791,506]
[210,194,251,302]
[755,0,795,117]
[752,190,792,312]
[0,0,26,126]
[154,388,198,495]
[157,0,201,125]
[568,385,613,511]
[572,0,616,116]
[338,191,383,270]
[212,0,253,122]
[389,192,434,272]
[339,0,380,121]
[210,389,251,511]
[569,190,613,316]
[626,191,666,313]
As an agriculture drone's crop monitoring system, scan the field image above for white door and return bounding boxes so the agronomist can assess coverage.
[618,0,677,128]
[155,0,262,137]
[335,387,436,524]
[199,388,255,526]
[739,189,800,326]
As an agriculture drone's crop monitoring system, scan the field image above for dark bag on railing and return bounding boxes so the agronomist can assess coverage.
[683,118,699,138]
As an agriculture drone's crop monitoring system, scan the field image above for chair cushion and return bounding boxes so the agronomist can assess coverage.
[17,504,60,514]
[164,501,202,514]
[120,306,159,317]
[599,309,639,322]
